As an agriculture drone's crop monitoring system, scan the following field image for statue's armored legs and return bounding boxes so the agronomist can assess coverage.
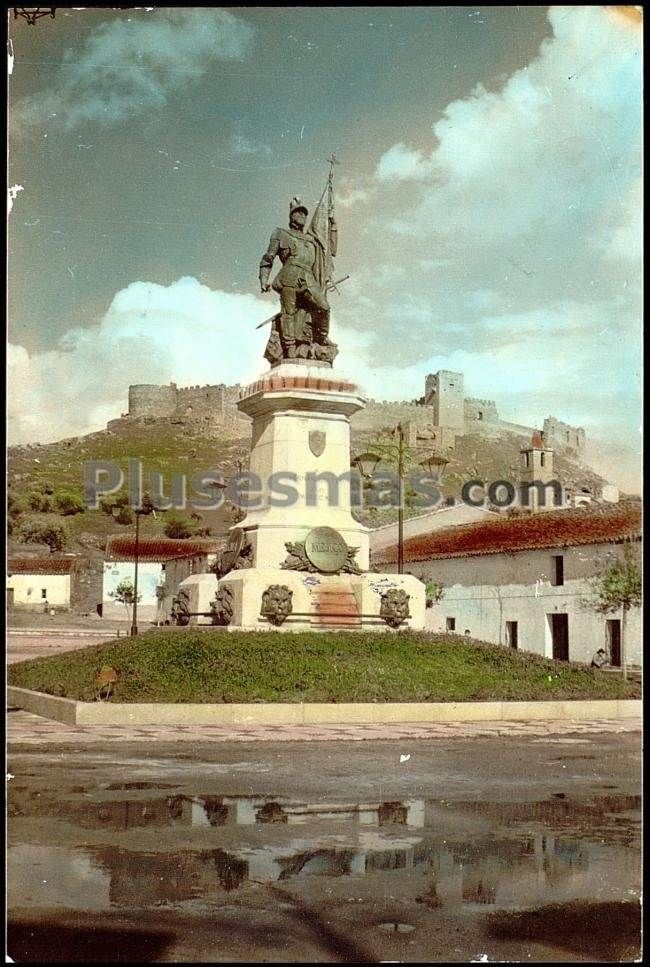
[279,286,300,358]
[302,288,332,346]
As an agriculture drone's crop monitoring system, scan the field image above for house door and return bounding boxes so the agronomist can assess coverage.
[7,588,14,609]
[550,614,569,661]
[505,621,518,650]
[606,619,621,667]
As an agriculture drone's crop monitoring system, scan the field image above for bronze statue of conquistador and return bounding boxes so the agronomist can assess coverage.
[258,159,340,364]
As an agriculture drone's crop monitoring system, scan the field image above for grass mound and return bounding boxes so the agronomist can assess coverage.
[7,630,639,704]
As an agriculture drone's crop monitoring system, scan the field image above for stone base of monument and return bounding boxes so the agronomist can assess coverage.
[177,573,219,626]
[216,569,425,632]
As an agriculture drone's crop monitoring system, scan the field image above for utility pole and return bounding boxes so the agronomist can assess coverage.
[131,492,156,637]
[130,508,141,637]
[396,423,405,575]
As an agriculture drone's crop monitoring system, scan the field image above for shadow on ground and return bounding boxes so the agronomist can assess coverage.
[485,899,641,961]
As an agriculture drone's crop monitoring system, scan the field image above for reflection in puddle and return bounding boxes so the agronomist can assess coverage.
[7,790,640,919]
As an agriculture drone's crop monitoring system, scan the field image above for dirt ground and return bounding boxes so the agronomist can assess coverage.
[7,720,642,963]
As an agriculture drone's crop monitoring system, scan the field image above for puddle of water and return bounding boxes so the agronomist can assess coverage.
[8,788,641,961]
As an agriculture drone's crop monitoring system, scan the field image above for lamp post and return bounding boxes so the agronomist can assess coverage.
[353,433,451,577]
[353,431,406,574]
[131,492,156,637]
[394,424,406,575]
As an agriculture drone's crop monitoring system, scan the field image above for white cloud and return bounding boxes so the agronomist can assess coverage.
[332,5,641,461]
[13,9,255,131]
[8,278,271,445]
[376,143,434,182]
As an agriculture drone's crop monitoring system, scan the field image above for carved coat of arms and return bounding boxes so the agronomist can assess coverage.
[309,430,326,457]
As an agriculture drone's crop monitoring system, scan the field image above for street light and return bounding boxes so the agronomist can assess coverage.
[351,451,382,480]
[355,432,451,577]
[353,429,407,574]
[419,451,449,483]
[393,424,406,575]
[131,492,156,637]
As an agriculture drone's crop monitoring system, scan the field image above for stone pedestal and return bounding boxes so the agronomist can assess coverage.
[217,362,426,632]
[221,568,425,632]
[178,573,219,626]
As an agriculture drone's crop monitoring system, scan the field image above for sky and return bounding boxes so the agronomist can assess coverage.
[7,6,643,489]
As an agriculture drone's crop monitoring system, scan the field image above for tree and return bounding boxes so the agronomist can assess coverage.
[583,544,641,681]
[163,513,196,539]
[17,514,68,552]
[54,489,86,516]
[109,578,141,619]
[424,580,444,609]
[115,505,134,525]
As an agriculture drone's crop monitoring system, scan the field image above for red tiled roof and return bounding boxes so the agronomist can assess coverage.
[8,557,77,575]
[105,536,220,563]
[374,504,642,564]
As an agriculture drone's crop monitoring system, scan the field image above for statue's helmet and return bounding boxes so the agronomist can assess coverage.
[289,196,308,219]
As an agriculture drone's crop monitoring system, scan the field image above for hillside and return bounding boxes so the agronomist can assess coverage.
[8,416,609,557]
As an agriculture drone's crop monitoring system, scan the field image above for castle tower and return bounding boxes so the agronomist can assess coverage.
[520,431,556,512]
[425,371,465,432]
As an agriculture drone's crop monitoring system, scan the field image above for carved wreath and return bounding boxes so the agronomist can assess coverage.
[170,588,191,626]
[210,540,253,578]
[280,541,362,575]
[379,588,411,629]
[260,584,293,626]
[210,585,235,626]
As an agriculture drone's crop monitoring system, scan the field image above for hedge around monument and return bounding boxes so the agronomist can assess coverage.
[7,630,639,704]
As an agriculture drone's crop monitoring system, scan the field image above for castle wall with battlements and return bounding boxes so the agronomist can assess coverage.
[128,383,178,418]
[117,378,587,453]
[126,382,242,424]
[464,397,499,424]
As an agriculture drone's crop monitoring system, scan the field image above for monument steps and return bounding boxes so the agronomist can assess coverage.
[312,583,362,628]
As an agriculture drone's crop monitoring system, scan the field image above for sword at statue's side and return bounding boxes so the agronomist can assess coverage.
[254,275,350,329]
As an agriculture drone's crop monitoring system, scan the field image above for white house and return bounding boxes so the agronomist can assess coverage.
[7,556,76,612]
[373,503,642,667]
[104,536,221,623]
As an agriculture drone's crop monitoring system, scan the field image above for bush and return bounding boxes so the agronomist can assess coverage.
[27,491,53,513]
[163,513,196,539]
[115,505,134,525]
[54,490,86,516]
[8,494,29,519]
[100,491,131,516]
[17,514,69,552]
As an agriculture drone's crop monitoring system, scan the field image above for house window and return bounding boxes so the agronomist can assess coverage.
[41,588,48,599]
[540,452,546,467]
[477,411,483,421]
[506,621,518,650]
[446,617,456,632]
[551,555,564,586]
[524,452,531,468]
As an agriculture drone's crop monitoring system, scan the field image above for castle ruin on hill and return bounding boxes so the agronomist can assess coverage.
[107,370,586,455]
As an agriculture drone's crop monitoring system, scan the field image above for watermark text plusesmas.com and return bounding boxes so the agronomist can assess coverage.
[84,459,564,512]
